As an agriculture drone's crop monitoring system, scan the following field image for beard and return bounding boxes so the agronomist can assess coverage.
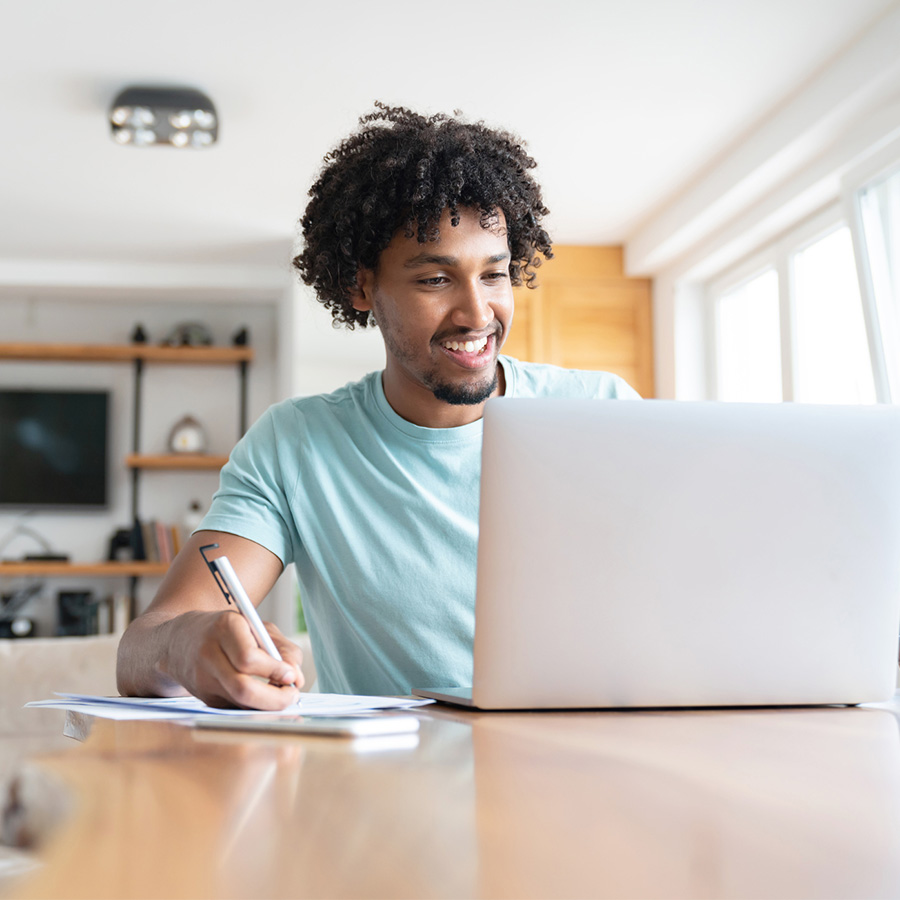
[431,369,500,405]
[375,310,503,407]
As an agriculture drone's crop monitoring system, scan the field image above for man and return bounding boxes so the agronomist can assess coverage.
[116,103,639,709]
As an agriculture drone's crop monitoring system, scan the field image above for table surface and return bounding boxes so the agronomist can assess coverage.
[9,700,900,900]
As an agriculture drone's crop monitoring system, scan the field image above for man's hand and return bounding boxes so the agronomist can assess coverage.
[159,609,304,709]
[117,530,302,710]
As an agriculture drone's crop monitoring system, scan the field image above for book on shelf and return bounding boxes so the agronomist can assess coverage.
[136,519,184,565]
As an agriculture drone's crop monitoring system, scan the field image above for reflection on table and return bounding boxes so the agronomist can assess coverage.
[8,701,900,899]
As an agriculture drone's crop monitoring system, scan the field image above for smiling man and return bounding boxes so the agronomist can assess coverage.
[351,206,513,427]
[117,104,639,708]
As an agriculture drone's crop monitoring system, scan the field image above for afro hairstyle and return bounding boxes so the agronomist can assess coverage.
[293,102,553,329]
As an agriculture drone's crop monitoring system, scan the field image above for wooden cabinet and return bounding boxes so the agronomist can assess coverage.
[505,246,654,398]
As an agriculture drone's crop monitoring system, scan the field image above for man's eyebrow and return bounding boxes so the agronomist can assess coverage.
[403,251,511,269]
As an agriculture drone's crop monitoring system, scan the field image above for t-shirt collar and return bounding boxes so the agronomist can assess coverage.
[370,358,514,443]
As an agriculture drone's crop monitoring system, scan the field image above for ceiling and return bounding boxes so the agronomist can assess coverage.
[0,0,896,271]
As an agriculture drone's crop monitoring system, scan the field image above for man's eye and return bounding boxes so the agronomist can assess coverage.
[419,276,448,286]
[485,272,509,281]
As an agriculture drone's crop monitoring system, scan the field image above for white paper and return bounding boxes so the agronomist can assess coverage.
[25,699,197,721]
[26,691,433,720]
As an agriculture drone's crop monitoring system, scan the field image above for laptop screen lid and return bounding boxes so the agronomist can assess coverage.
[467,398,900,710]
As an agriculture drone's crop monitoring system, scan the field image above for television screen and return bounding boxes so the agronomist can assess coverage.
[0,389,109,509]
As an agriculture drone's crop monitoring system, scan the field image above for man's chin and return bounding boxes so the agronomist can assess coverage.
[432,371,499,406]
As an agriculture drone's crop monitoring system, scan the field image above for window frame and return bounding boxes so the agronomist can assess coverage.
[705,203,872,403]
[841,135,900,404]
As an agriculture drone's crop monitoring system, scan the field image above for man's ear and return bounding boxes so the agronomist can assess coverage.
[350,269,375,312]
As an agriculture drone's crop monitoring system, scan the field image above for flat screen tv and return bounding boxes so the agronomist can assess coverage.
[0,389,109,509]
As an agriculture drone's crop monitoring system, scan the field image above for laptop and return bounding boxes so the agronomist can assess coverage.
[412,398,900,710]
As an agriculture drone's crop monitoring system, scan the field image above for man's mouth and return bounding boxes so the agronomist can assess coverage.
[441,335,488,354]
[436,333,496,369]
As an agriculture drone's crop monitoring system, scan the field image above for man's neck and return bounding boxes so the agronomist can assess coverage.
[381,361,507,428]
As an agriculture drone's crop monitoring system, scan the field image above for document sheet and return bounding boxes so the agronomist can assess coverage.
[27,692,433,720]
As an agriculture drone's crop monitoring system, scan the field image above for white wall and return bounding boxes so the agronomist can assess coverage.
[289,281,386,397]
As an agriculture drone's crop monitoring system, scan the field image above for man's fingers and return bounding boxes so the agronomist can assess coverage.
[184,655,299,710]
[179,610,305,709]
[196,643,300,711]
[214,613,304,700]
[215,673,300,711]
[195,675,299,711]
[269,624,305,689]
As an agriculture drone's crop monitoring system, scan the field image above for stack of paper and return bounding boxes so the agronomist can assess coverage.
[26,692,433,721]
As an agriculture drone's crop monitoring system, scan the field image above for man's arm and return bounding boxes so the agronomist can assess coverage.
[116,530,305,710]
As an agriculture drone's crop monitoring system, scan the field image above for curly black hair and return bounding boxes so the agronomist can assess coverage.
[293,102,553,329]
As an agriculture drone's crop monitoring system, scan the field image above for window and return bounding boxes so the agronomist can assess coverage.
[715,269,782,402]
[709,210,876,404]
[791,227,875,404]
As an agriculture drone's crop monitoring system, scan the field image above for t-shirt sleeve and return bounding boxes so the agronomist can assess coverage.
[601,373,642,400]
[197,403,298,565]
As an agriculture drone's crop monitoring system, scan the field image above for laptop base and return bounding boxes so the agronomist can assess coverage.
[411,686,865,712]
[411,687,476,707]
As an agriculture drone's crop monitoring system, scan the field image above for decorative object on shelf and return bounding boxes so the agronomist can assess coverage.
[0,512,65,563]
[183,500,204,537]
[1,582,40,638]
[0,616,34,638]
[56,590,97,636]
[108,527,136,562]
[232,327,249,346]
[167,415,209,454]
[131,324,148,344]
[162,322,213,347]
[109,86,218,149]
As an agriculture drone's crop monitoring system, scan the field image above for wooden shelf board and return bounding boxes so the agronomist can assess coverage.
[125,453,229,470]
[0,343,253,364]
[134,345,254,364]
[0,561,169,577]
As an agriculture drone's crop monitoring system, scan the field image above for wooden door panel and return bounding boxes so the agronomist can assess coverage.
[507,248,654,397]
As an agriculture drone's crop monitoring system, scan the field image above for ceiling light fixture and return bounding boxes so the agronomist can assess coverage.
[109,86,218,149]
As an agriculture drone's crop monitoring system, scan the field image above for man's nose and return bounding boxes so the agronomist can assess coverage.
[450,281,494,331]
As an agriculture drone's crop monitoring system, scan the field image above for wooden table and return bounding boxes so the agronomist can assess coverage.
[8,702,900,899]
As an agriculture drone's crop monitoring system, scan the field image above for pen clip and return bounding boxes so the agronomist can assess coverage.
[199,543,234,607]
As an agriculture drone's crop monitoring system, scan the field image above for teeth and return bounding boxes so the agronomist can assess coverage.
[443,336,488,353]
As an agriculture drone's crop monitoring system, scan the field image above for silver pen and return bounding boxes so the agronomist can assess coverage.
[199,543,283,661]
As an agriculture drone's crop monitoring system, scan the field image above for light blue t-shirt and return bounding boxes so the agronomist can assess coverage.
[199,356,639,694]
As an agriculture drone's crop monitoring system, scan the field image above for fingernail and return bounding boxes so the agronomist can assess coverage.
[281,670,296,684]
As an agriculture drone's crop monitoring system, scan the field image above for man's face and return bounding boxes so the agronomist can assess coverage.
[353,207,514,428]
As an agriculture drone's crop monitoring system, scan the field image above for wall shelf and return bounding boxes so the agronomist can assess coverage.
[0,342,253,365]
[0,561,169,578]
[0,338,251,625]
[125,454,230,470]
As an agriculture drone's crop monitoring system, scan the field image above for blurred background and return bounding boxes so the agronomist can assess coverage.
[1,0,898,635]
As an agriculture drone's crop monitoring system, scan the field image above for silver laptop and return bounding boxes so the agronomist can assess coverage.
[413,398,900,709]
